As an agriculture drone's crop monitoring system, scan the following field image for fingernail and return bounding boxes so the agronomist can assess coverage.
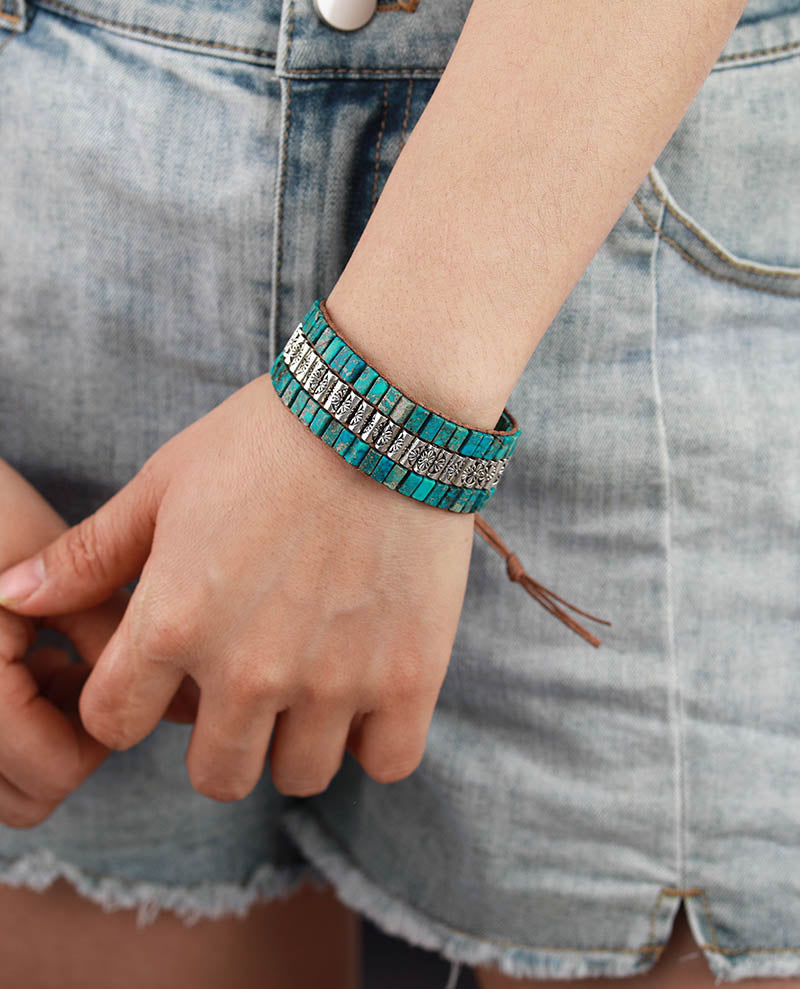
[0,556,45,605]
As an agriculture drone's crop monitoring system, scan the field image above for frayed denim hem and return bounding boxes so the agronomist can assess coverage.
[280,808,800,986]
[0,847,329,929]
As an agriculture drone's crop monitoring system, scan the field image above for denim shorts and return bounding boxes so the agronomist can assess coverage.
[1,0,799,984]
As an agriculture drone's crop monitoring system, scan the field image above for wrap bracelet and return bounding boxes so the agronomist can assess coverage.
[269,297,612,646]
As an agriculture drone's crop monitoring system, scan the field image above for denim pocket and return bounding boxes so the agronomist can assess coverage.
[632,30,800,297]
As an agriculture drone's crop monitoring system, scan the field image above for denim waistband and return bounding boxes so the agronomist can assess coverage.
[3,0,800,76]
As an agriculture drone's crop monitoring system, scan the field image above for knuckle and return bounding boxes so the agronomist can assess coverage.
[271,772,332,798]
[188,770,252,803]
[363,747,424,784]
[139,606,193,663]
[60,514,108,584]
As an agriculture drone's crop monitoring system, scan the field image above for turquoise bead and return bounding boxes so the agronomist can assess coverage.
[409,476,436,502]
[359,448,382,476]
[446,424,469,452]
[353,366,379,396]
[365,377,390,405]
[369,455,395,483]
[310,409,331,436]
[344,438,370,467]
[382,463,410,490]
[322,420,344,445]
[376,385,404,417]
[322,337,345,362]
[281,379,302,406]
[397,471,424,496]
[290,389,310,416]
[419,412,446,442]
[432,421,457,447]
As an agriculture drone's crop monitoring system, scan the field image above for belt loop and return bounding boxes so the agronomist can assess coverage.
[0,0,31,33]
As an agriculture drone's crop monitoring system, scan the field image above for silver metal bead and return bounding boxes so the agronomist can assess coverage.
[287,339,310,374]
[361,410,385,443]
[306,362,328,394]
[374,421,399,452]
[400,437,426,470]
[415,444,437,475]
[324,381,349,414]
[313,371,336,403]
[336,389,361,424]
[442,454,465,485]
[347,399,372,433]
[428,447,453,481]
[386,428,412,460]
[295,348,317,383]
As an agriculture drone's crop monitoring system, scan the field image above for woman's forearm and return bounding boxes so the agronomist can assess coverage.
[324,0,749,431]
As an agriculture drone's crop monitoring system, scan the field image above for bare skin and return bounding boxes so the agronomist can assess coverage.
[0,877,361,989]
[475,902,800,989]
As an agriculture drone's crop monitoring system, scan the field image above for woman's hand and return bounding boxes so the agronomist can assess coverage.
[0,460,199,828]
[0,377,475,800]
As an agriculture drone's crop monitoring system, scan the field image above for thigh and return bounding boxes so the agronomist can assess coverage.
[0,877,360,989]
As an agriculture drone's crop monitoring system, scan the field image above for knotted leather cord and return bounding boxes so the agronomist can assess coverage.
[473,513,611,648]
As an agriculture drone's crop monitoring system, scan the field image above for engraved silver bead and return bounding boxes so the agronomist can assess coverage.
[443,454,464,485]
[400,437,426,470]
[361,410,385,443]
[386,428,412,460]
[375,421,400,452]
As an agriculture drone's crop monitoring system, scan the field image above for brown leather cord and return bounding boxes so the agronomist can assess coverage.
[473,513,612,648]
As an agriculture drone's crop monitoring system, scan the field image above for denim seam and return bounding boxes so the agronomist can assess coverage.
[715,36,800,66]
[269,76,293,368]
[400,78,414,145]
[33,0,278,59]
[649,197,686,899]
[647,170,800,280]
[631,195,800,299]
[370,80,391,212]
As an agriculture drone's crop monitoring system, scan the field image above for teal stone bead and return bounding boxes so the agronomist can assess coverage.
[333,427,358,458]
[451,487,476,513]
[365,377,390,405]
[472,433,494,459]
[438,486,462,511]
[305,317,325,345]
[397,471,424,496]
[328,342,355,376]
[383,463,410,490]
[432,420,457,447]
[428,484,454,508]
[359,448,382,476]
[281,379,302,406]
[315,326,336,353]
[419,412,446,441]
[389,395,416,425]
[409,476,436,502]
[290,389,310,416]
[376,385,404,417]
[353,365,379,396]
[446,424,469,452]
[321,420,344,446]
[403,404,430,434]
[322,337,345,363]
[457,429,483,458]
[370,455,395,483]
[340,353,366,383]
[309,408,331,436]
[301,395,321,425]
[272,361,292,395]
[269,352,283,377]
[344,438,370,467]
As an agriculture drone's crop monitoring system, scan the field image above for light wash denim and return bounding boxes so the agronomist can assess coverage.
[1,0,799,984]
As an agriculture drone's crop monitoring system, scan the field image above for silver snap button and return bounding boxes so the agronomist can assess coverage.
[312,0,377,31]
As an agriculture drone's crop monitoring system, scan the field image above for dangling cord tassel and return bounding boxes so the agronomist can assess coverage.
[473,513,612,648]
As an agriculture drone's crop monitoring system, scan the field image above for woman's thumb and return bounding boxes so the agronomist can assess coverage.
[0,463,162,615]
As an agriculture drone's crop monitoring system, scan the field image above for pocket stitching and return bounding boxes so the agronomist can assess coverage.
[648,168,800,280]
